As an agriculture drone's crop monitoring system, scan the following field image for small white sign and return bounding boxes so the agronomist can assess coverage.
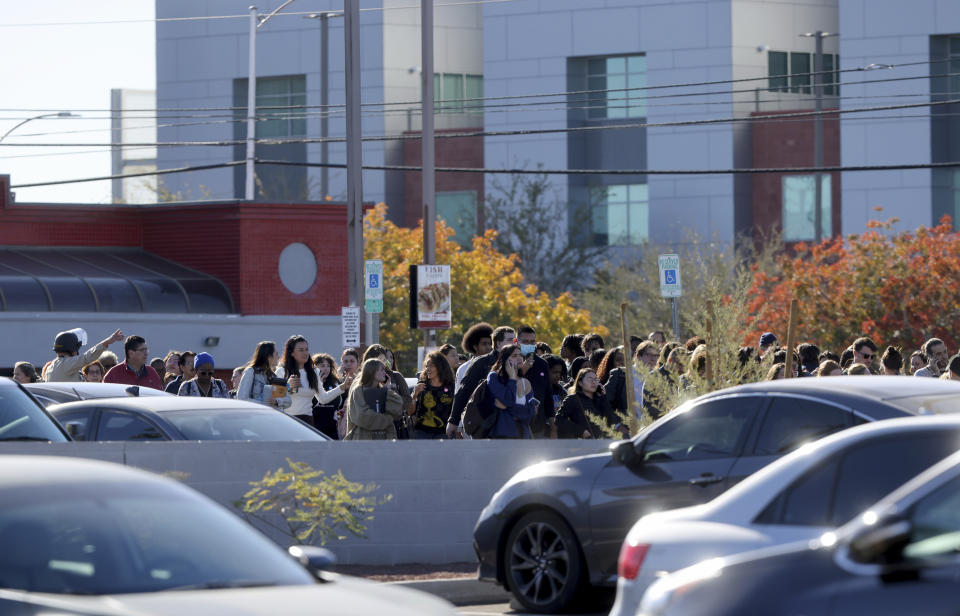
[658,254,682,298]
[342,306,361,348]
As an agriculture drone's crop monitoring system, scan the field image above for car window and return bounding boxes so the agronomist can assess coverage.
[0,386,69,442]
[164,409,327,441]
[752,397,851,456]
[831,432,960,525]
[55,410,93,441]
[642,397,761,462]
[756,432,960,527]
[902,474,960,560]
[96,410,166,441]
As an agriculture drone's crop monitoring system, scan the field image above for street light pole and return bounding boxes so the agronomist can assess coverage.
[345,0,366,342]
[421,0,435,350]
[800,30,837,243]
[305,12,339,199]
[245,5,258,200]
[0,112,79,143]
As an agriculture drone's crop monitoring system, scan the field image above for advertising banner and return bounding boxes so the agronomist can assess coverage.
[409,264,451,329]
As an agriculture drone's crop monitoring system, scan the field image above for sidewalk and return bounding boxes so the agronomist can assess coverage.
[334,562,510,606]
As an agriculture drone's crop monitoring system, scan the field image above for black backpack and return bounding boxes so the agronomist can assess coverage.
[462,380,497,438]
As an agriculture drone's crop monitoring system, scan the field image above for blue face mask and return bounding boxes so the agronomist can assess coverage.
[520,344,537,357]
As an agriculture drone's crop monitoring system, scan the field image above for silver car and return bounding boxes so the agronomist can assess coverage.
[0,455,456,615]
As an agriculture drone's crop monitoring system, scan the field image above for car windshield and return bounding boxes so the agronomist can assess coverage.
[164,409,326,441]
[0,483,316,595]
[889,394,960,415]
[0,386,68,442]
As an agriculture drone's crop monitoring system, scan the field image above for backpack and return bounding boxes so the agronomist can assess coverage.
[462,380,497,438]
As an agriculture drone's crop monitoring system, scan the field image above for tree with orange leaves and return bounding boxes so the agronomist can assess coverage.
[363,203,607,372]
[746,215,960,354]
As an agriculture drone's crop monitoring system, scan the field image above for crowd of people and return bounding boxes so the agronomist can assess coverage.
[13,324,960,441]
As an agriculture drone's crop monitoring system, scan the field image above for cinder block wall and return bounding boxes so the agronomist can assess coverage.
[1,440,609,564]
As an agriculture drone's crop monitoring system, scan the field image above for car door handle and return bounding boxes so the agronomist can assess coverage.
[689,474,725,487]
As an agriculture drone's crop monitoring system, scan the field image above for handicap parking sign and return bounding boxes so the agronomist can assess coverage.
[658,255,682,298]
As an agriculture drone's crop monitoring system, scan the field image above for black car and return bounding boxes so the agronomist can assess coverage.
[640,446,960,616]
[47,397,331,441]
[473,376,960,613]
[0,378,71,442]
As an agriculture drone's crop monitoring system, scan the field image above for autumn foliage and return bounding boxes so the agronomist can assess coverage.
[363,203,607,371]
[746,215,960,354]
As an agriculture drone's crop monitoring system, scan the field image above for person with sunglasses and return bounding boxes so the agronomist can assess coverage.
[850,336,879,374]
[177,352,230,398]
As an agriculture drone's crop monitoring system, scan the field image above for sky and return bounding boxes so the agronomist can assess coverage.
[0,1,156,203]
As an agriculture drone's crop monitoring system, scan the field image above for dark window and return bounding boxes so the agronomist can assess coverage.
[768,51,788,91]
[902,474,960,560]
[756,432,960,527]
[96,410,166,441]
[642,397,761,462]
[752,397,850,456]
[56,410,93,441]
[791,52,811,94]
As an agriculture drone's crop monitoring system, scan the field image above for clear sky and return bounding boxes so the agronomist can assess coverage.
[0,1,155,203]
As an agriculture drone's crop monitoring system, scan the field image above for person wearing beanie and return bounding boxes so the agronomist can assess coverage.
[758,332,778,360]
[177,352,229,398]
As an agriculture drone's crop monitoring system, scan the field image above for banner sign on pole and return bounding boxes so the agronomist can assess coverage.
[409,264,451,329]
[364,259,383,313]
[341,306,361,348]
[658,254,682,298]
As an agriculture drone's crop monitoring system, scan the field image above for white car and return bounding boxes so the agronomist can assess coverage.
[609,414,960,616]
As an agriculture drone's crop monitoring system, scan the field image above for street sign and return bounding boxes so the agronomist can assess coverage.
[658,254,682,298]
[364,259,383,313]
[341,306,361,348]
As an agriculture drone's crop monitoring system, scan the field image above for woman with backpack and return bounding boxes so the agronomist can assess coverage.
[343,358,404,440]
[556,367,620,439]
[235,341,289,409]
[484,344,538,439]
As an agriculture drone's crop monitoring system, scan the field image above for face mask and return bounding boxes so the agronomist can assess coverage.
[520,344,537,357]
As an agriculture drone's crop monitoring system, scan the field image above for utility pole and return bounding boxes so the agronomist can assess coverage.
[345,0,366,342]
[421,0,435,350]
[801,30,837,243]
[245,6,258,200]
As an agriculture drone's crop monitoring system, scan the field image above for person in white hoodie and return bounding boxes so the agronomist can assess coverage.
[275,335,348,426]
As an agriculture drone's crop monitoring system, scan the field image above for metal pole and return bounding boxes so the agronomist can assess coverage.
[245,5,258,201]
[421,0,435,350]
[320,12,330,199]
[344,0,366,341]
[671,297,679,342]
[813,31,824,243]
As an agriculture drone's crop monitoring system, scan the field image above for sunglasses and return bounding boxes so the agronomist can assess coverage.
[861,353,875,360]
[198,370,214,376]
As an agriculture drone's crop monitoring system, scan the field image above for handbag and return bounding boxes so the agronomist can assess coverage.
[462,380,498,438]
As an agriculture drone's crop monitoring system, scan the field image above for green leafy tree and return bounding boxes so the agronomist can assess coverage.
[235,459,390,546]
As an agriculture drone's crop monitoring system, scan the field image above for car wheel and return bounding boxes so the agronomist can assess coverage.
[504,510,584,613]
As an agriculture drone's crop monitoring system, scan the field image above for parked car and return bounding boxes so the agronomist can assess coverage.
[47,397,331,441]
[610,414,960,616]
[0,378,70,443]
[25,381,172,407]
[473,376,960,613]
[0,454,456,615]
[638,446,960,616]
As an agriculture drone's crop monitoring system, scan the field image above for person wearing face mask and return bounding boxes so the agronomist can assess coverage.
[449,325,516,439]
[514,325,556,439]
[485,345,538,439]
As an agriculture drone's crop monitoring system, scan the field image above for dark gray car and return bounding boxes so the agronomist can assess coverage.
[473,376,960,613]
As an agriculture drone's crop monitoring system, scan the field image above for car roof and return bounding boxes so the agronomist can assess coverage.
[0,454,175,489]
[702,375,960,402]
[47,396,273,414]
[26,382,173,398]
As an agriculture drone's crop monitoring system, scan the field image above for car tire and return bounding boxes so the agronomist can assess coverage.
[503,510,585,613]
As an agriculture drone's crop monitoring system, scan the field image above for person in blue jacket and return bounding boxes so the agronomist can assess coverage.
[485,344,538,439]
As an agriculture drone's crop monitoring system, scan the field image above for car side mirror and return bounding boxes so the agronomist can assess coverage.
[847,517,912,564]
[125,386,141,397]
[64,422,84,440]
[289,545,337,580]
[610,439,642,467]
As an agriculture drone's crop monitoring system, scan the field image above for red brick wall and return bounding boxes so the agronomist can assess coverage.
[751,110,841,241]
[0,175,348,316]
[402,128,485,228]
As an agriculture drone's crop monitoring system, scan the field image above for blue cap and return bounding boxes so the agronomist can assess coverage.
[759,332,777,347]
[194,352,215,369]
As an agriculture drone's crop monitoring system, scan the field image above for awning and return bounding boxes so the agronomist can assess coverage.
[0,247,234,313]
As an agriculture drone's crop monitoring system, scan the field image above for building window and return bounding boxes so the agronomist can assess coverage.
[768,51,839,96]
[433,73,482,113]
[592,184,648,245]
[436,190,478,247]
[584,55,647,120]
[782,175,831,241]
[233,75,307,137]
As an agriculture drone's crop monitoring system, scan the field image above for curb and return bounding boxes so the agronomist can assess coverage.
[390,577,511,606]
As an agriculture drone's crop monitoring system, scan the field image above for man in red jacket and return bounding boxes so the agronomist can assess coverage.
[103,335,163,390]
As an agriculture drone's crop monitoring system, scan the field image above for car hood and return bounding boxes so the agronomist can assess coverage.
[0,576,456,616]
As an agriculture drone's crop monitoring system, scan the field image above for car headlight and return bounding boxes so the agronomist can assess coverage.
[637,558,723,616]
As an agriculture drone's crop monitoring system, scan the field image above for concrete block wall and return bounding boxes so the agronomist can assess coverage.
[1,439,609,565]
